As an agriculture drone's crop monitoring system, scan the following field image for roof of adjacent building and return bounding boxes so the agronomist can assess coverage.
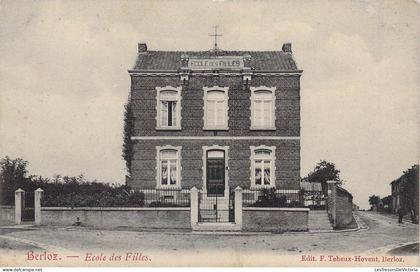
[390,164,419,185]
[131,46,300,72]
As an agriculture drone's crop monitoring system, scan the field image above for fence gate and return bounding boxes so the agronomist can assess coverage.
[22,191,35,222]
[198,187,235,223]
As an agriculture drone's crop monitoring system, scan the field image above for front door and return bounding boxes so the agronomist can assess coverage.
[206,150,225,196]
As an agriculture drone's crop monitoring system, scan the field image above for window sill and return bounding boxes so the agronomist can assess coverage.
[250,127,276,131]
[203,127,229,131]
[250,185,276,190]
[156,127,182,131]
[156,186,182,190]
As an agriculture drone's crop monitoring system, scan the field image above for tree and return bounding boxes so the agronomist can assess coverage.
[0,156,32,205]
[0,156,29,184]
[399,165,419,223]
[122,97,134,176]
[302,160,343,193]
[369,195,381,210]
[381,195,393,213]
[0,156,143,207]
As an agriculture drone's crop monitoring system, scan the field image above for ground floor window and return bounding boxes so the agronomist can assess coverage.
[250,146,276,188]
[156,146,182,189]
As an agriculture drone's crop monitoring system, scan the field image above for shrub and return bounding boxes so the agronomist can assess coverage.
[0,156,145,207]
[253,188,287,207]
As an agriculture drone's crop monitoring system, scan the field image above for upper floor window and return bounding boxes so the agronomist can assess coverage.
[156,146,182,189]
[156,86,182,130]
[250,146,276,188]
[250,86,276,130]
[203,86,229,130]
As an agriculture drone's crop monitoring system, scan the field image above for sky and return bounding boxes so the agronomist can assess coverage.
[0,0,419,209]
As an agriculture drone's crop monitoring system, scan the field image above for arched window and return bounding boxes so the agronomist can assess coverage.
[203,87,229,129]
[250,87,276,130]
[250,146,276,188]
[156,86,182,129]
[156,146,181,188]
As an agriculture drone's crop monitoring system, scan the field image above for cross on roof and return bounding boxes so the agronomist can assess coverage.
[209,25,223,51]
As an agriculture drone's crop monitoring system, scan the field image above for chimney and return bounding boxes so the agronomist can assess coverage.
[282,43,292,53]
[138,43,147,53]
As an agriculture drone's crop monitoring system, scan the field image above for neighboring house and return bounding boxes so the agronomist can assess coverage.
[391,165,419,218]
[126,42,302,220]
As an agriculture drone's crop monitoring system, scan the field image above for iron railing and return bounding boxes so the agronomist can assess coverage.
[22,191,35,221]
[242,188,304,207]
[138,189,191,207]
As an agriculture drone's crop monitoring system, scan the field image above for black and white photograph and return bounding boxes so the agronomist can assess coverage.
[0,0,419,269]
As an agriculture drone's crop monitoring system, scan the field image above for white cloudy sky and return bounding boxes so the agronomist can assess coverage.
[0,0,418,208]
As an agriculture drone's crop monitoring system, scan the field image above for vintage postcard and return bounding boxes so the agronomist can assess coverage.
[0,0,419,269]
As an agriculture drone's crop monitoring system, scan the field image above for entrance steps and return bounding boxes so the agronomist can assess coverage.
[308,210,333,231]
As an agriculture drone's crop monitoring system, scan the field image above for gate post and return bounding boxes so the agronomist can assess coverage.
[234,186,243,228]
[327,180,337,228]
[190,187,199,227]
[15,188,24,224]
[34,188,44,225]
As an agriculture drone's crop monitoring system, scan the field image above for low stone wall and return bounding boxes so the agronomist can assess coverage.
[0,205,15,223]
[242,207,309,232]
[41,207,191,230]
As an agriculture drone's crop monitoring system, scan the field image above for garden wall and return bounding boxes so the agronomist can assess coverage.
[0,205,15,223]
[327,181,356,229]
[242,207,309,232]
[41,207,191,230]
[335,187,354,228]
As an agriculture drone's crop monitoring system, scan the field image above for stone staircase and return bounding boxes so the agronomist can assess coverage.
[308,210,333,231]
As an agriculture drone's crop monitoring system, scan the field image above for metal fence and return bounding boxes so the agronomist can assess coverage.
[22,191,35,221]
[198,189,235,223]
[242,188,303,207]
[138,189,191,207]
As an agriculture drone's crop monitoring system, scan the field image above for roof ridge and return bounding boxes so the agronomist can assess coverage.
[133,50,300,71]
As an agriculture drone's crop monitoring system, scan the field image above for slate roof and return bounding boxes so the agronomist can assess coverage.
[132,50,300,71]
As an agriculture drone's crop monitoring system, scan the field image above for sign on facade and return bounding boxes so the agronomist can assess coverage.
[187,57,244,70]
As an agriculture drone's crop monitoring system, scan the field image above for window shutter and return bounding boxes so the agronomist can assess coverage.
[263,100,272,127]
[207,101,215,126]
[253,90,274,128]
[216,100,224,126]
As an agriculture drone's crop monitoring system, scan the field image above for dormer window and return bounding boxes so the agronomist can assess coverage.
[156,86,182,130]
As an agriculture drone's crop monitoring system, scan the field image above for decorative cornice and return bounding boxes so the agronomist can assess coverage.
[128,69,303,77]
[131,136,300,140]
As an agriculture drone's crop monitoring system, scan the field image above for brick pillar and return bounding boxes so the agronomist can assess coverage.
[234,187,243,228]
[14,188,24,224]
[327,180,337,227]
[190,187,199,227]
[34,188,44,225]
